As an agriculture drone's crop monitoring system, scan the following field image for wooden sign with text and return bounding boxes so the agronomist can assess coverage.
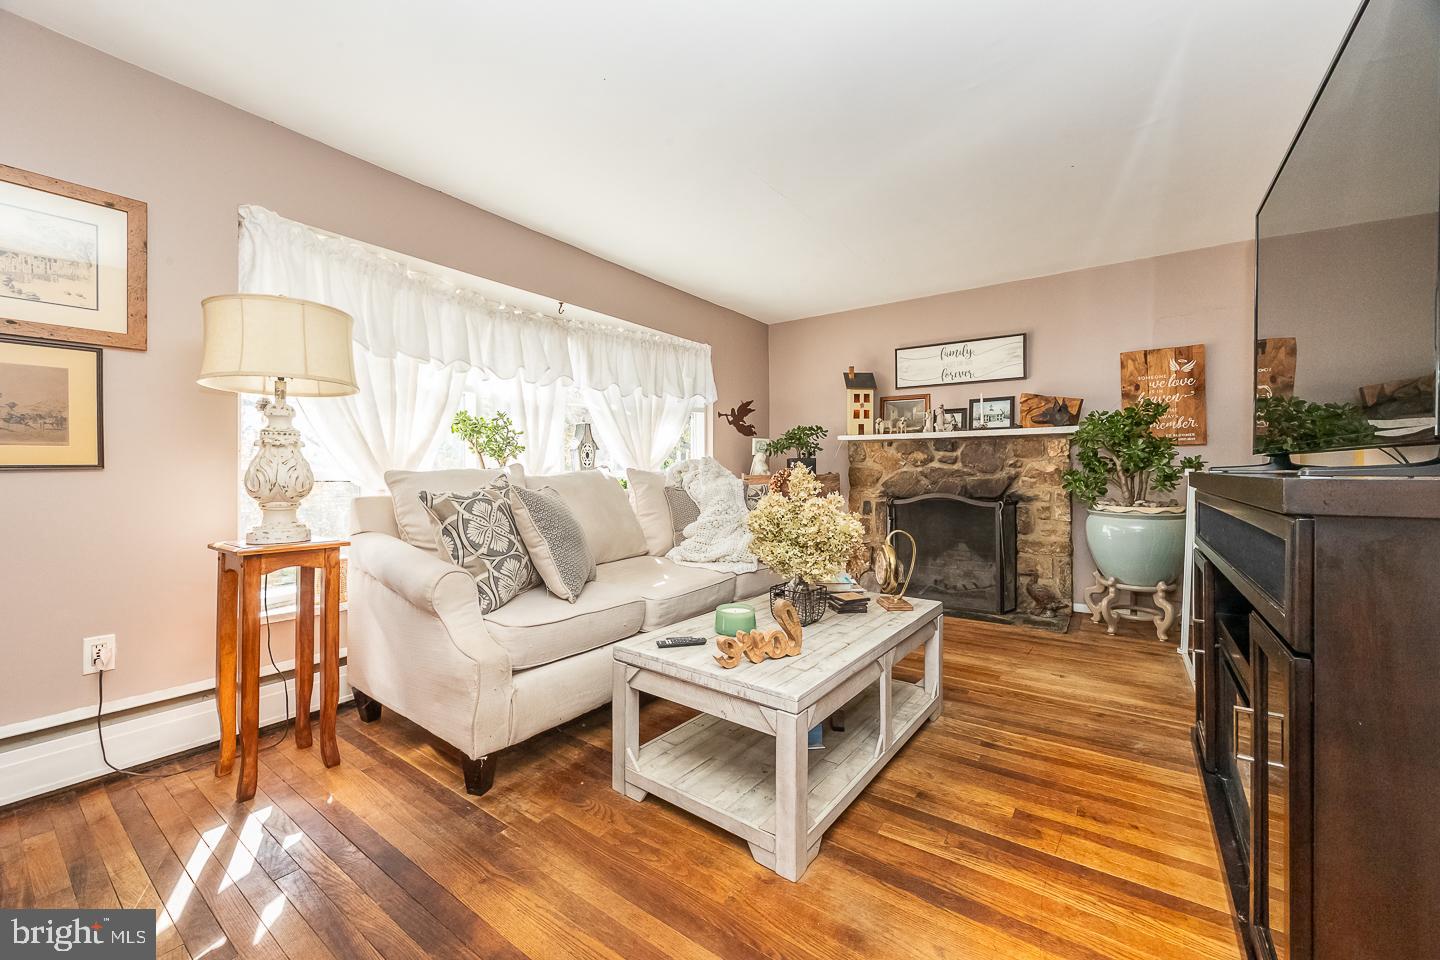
[1120,343,1207,445]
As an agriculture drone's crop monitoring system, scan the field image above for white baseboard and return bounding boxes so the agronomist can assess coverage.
[0,668,352,808]
[1072,601,1089,613]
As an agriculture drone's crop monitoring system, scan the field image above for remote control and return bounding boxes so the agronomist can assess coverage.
[656,636,709,648]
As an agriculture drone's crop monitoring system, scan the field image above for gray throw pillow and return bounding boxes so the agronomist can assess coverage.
[508,484,597,603]
[419,478,538,615]
[664,485,702,546]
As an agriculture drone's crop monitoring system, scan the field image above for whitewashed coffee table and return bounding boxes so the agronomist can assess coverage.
[611,594,944,881]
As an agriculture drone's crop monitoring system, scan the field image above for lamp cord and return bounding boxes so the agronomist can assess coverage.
[96,572,292,777]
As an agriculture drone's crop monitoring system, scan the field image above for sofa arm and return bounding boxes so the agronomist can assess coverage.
[347,532,515,758]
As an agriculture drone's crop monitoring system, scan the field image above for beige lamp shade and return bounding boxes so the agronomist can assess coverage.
[197,293,358,397]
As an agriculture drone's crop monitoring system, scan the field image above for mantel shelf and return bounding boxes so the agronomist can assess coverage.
[838,426,1079,442]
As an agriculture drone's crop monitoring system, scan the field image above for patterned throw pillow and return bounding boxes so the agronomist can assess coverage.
[664,485,702,547]
[508,485,597,603]
[419,478,538,615]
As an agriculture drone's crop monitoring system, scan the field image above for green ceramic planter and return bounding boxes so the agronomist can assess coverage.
[714,602,757,636]
[1085,507,1187,586]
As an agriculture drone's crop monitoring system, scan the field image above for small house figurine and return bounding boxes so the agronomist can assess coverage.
[843,366,878,435]
[574,422,598,470]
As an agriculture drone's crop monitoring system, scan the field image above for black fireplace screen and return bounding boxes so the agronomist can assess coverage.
[888,493,1017,616]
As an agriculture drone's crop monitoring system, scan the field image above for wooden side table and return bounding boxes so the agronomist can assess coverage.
[210,538,347,801]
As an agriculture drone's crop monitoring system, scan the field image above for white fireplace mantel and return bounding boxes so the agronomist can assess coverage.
[838,425,1079,442]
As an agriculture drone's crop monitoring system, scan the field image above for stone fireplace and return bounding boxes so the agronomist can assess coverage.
[847,432,1073,630]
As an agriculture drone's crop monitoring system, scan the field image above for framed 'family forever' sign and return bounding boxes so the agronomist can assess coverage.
[895,333,1027,389]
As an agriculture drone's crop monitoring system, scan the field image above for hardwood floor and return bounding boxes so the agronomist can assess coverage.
[0,616,1241,960]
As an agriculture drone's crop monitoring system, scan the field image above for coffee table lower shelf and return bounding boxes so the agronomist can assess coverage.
[622,677,938,879]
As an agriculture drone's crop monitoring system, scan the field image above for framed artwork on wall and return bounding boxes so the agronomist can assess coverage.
[0,335,104,469]
[0,165,147,350]
[969,396,1015,429]
[895,332,1026,389]
[880,393,930,432]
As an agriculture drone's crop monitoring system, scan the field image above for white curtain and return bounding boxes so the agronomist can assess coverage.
[583,386,697,471]
[238,205,717,480]
[501,376,568,476]
[294,353,464,493]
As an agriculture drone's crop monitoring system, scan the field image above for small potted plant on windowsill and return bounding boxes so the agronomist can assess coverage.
[451,410,525,467]
[765,424,828,472]
[1061,400,1205,587]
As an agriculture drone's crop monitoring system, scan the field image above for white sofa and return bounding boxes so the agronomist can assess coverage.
[345,469,781,795]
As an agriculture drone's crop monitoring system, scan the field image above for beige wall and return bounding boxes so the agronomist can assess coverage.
[0,14,768,728]
[767,242,1258,602]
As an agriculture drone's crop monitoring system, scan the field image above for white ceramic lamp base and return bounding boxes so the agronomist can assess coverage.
[244,391,315,545]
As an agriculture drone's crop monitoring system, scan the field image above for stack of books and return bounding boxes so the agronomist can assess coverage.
[828,591,870,614]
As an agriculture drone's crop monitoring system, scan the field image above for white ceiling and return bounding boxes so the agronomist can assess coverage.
[4,0,1362,322]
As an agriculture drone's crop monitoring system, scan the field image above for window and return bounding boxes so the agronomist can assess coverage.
[236,384,707,541]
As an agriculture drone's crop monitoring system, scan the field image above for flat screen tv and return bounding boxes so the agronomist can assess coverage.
[1254,0,1440,464]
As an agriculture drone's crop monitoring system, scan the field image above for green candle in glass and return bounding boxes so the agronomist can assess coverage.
[714,602,757,636]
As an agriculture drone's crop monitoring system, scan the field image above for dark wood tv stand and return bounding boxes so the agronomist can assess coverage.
[1189,471,1440,960]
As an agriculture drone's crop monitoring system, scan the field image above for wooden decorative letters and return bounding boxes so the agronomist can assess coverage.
[1120,343,1207,445]
[714,599,805,669]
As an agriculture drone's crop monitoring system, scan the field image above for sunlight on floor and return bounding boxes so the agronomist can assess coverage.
[191,935,231,959]
[254,893,286,944]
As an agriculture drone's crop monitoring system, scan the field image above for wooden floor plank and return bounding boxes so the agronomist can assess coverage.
[1,615,1239,960]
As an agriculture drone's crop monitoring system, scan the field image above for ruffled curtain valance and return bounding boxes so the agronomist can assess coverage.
[237,204,717,404]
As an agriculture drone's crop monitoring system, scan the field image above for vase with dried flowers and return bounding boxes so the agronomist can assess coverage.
[746,464,864,625]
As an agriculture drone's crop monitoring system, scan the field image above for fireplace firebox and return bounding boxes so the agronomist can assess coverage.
[888,493,1018,617]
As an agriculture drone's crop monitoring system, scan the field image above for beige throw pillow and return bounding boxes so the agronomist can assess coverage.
[529,470,649,564]
[385,464,524,552]
[626,469,674,556]
[508,485,597,603]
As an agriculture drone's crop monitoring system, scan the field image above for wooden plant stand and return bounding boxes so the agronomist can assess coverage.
[1084,571,1177,641]
[211,538,346,801]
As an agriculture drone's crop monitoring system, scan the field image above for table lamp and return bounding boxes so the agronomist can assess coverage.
[197,294,358,544]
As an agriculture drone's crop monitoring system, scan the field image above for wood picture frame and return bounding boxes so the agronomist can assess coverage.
[0,164,147,351]
[968,396,1016,429]
[880,393,930,432]
[0,334,104,469]
[895,332,1027,389]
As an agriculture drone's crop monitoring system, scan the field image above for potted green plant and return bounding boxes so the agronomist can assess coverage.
[746,464,864,625]
[1061,400,1205,586]
[450,410,526,467]
[764,424,828,472]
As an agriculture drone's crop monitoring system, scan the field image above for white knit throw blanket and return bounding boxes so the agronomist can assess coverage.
[665,457,758,573]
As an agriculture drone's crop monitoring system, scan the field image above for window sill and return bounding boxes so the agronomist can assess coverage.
[260,600,349,626]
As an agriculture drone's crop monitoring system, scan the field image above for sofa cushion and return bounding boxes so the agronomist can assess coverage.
[508,485,596,603]
[485,583,645,669]
[529,470,648,564]
[596,556,736,631]
[734,564,786,601]
[626,468,673,556]
[419,478,537,615]
[385,464,523,551]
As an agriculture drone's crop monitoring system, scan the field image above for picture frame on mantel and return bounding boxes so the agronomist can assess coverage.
[895,332,1026,389]
[880,393,930,432]
[0,164,148,351]
[969,396,1016,429]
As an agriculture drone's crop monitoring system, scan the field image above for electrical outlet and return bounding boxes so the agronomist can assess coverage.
[82,634,116,674]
